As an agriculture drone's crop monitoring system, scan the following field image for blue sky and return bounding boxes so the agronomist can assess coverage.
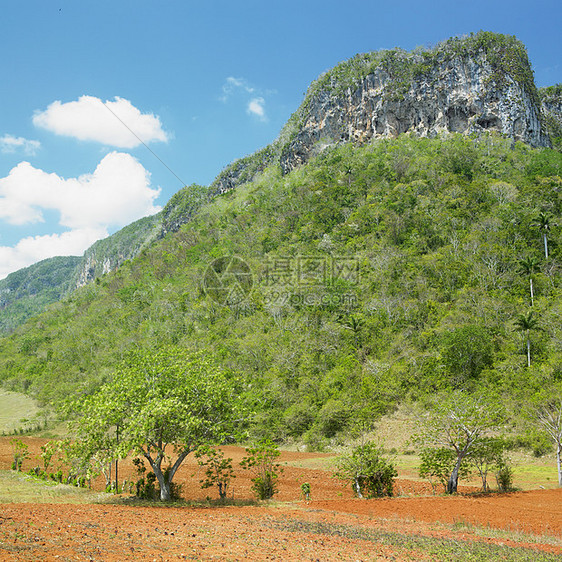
[0,0,560,278]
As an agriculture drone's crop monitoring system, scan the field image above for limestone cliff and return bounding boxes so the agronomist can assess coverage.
[540,84,562,150]
[279,32,551,174]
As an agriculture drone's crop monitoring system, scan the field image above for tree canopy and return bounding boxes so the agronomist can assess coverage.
[67,347,244,500]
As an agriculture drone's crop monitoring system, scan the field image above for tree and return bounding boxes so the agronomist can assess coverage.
[532,212,553,259]
[440,325,493,387]
[416,391,504,494]
[335,442,397,498]
[67,347,243,501]
[468,437,508,492]
[518,257,539,307]
[529,390,562,487]
[10,439,29,472]
[513,311,541,368]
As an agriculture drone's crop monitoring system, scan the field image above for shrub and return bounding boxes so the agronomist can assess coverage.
[335,443,397,498]
[495,459,514,493]
[195,446,235,500]
[240,439,283,500]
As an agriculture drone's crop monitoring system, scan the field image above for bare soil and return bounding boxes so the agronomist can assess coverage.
[0,437,560,561]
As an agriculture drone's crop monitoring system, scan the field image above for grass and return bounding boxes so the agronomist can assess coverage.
[447,518,562,548]
[0,470,106,504]
[0,390,41,434]
[267,517,562,561]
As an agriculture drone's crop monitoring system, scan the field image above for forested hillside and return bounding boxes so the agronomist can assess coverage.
[1,134,562,447]
[1,32,560,341]
[0,256,81,334]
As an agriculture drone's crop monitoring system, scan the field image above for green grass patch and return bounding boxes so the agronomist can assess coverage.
[0,470,106,504]
[0,391,41,434]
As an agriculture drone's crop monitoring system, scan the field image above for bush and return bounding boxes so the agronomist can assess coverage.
[335,443,397,498]
[195,446,235,500]
[495,460,514,493]
[240,439,283,500]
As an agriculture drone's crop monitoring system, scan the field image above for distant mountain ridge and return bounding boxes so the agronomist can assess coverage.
[1,31,560,334]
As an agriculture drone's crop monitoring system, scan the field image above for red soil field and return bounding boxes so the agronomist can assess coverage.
[0,437,560,561]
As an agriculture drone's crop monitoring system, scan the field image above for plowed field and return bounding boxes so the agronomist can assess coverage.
[0,437,560,561]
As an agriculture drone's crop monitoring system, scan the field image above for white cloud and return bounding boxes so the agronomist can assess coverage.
[0,152,161,279]
[247,97,267,121]
[220,77,268,121]
[32,96,169,148]
[0,228,107,279]
[0,134,41,156]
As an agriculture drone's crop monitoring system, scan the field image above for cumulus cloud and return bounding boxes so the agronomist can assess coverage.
[32,96,169,148]
[247,97,267,121]
[0,134,41,156]
[0,152,161,279]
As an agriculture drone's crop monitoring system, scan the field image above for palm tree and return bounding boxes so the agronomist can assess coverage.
[518,257,539,306]
[533,212,553,259]
[514,311,541,367]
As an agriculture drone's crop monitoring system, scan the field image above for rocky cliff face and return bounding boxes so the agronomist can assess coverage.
[73,213,161,288]
[279,35,551,174]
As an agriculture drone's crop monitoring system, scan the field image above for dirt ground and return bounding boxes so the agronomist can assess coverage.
[0,437,560,561]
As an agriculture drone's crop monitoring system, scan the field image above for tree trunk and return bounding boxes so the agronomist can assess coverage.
[556,441,562,488]
[447,451,466,494]
[149,460,171,501]
[544,233,549,259]
[144,447,192,501]
[530,277,534,307]
[526,336,531,368]
[354,475,363,498]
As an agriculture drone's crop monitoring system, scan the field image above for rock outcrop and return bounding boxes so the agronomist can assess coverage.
[279,33,551,174]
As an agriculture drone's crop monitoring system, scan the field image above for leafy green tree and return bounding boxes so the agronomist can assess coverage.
[440,325,494,387]
[418,447,469,494]
[335,442,397,498]
[10,439,29,472]
[417,391,504,494]
[514,311,541,367]
[67,347,243,501]
[240,439,283,500]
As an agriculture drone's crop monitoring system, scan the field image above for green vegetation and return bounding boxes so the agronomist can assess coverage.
[269,518,562,562]
[0,256,81,334]
[335,442,397,497]
[1,133,562,490]
[240,439,283,500]
[65,347,243,501]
